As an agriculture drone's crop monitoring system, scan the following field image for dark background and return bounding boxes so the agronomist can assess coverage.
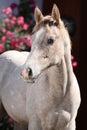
[43,0,87,130]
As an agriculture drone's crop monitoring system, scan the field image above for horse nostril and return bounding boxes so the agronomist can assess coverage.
[27,67,33,77]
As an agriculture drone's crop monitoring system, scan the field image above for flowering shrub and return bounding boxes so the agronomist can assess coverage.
[0,7,33,54]
[71,55,78,67]
[0,116,13,130]
[0,6,34,129]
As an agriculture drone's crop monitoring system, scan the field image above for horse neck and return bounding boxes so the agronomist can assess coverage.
[46,58,68,98]
[64,45,73,87]
[47,47,73,98]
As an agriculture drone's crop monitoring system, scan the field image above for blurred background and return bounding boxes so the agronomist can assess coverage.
[0,0,87,130]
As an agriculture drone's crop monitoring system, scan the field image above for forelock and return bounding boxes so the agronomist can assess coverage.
[33,15,58,33]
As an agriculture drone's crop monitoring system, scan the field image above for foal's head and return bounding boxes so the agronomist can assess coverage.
[22,4,71,81]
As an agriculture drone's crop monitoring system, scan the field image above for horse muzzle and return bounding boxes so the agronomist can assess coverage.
[21,67,35,83]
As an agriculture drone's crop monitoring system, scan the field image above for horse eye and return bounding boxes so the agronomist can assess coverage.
[43,20,49,25]
[47,38,54,45]
[54,22,58,26]
[49,21,54,26]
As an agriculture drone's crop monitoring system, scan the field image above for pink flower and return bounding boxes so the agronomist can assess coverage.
[11,38,17,48]
[1,28,6,33]
[12,16,16,21]
[6,23,11,29]
[27,35,31,41]
[4,18,10,24]
[25,37,31,47]
[8,117,13,123]
[10,3,18,9]
[17,16,24,25]
[71,55,74,60]
[15,40,21,50]
[72,62,77,67]
[10,20,15,25]
[6,7,12,14]
[0,43,5,53]
[2,9,6,14]
[9,14,13,19]
[6,31,14,38]
[26,40,31,47]
[23,24,29,30]
[18,37,25,43]
[1,36,6,42]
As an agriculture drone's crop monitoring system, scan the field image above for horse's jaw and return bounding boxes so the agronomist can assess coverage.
[21,62,62,84]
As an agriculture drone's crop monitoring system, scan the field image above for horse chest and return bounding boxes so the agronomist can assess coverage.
[26,68,65,119]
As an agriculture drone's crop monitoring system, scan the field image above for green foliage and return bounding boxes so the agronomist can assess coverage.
[0,116,13,130]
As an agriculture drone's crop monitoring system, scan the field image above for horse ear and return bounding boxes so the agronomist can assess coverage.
[52,4,60,24]
[34,6,43,24]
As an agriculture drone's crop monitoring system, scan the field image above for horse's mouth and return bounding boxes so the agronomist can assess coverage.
[21,74,35,83]
[25,78,35,83]
[21,64,58,83]
[21,70,38,83]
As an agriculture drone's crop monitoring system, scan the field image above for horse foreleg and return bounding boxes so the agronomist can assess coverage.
[42,110,71,130]
[14,121,27,130]
[42,111,58,130]
[56,110,71,129]
[28,115,42,130]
